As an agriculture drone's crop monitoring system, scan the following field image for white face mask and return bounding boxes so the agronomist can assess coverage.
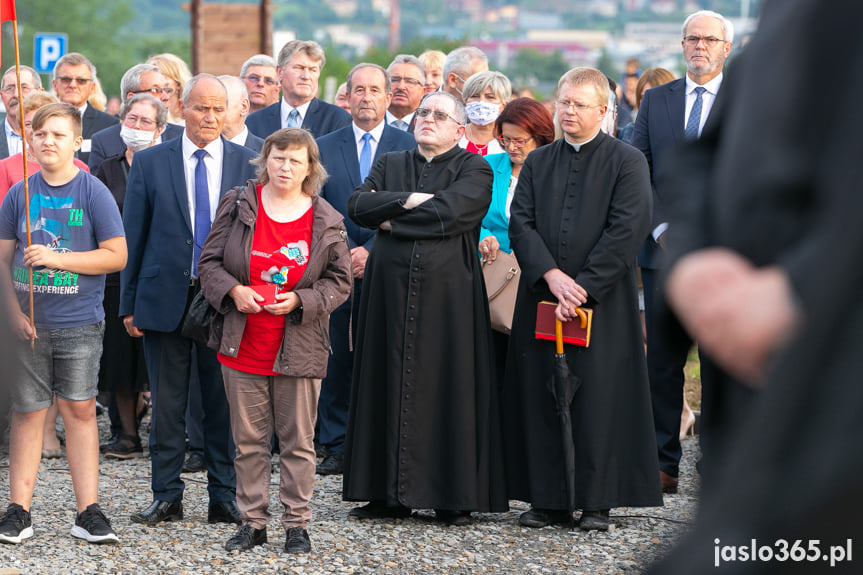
[120,125,157,151]
[465,101,500,126]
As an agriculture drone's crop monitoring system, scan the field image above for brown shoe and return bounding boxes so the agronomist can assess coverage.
[660,471,678,494]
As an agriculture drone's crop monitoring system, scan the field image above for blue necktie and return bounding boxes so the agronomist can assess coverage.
[684,86,706,140]
[287,109,300,128]
[192,149,210,276]
[359,133,372,181]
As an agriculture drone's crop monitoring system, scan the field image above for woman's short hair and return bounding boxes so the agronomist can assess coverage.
[493,97,555,147]
[462,71,512,104]
[146,53,192,92]
[254,128,328,196]
[635,67,676,109]
[418,50,446,72]
[22,92,58,117]
[120,93,167,129]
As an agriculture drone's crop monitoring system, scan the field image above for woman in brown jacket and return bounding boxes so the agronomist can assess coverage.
[198,128,352,555]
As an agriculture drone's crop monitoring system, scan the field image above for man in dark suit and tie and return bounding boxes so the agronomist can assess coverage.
[0,66,43,160]
[245,40,350,140]
[313,63,415,475]
[631,9,733,495]
[121,74,257,526]
[51,53,119,166]
[218,75,264,153]
[88,63,184,171]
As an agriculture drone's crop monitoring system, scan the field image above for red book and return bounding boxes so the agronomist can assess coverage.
[534,301,593,347]
[250,284,280,306]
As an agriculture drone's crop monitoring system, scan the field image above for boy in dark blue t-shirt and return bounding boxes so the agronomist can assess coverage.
[0,103,126,544]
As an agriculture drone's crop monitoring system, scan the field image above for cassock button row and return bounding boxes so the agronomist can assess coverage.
[412,267,419,272]
[400,460,406,464]
[408,330,413,335]
[409,305,415,309]
[412,278,417,283]
[411,291,417,296]
[415,254,420,259]
[408,317,414,322]
[406,369,412,374]
[406,355,412,360]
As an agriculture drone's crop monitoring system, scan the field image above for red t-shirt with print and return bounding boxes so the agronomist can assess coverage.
[218,186,312,375]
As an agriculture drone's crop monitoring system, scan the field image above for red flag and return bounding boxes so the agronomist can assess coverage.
[0,0,15,22]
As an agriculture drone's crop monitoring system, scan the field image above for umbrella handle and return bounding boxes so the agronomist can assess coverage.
[574,307,587,328]
[555,318,564,354]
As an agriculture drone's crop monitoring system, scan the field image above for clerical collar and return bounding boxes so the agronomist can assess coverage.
[564,130,600,152]
[416,144,459,163]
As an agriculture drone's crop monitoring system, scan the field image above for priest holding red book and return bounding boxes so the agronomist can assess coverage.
[503,67,662,530]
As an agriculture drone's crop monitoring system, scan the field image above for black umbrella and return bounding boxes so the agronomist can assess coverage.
[546,312,586,525]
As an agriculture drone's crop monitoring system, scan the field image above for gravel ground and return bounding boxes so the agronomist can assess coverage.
[0,412,699,574]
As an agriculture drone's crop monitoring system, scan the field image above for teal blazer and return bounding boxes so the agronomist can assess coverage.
[481,152,514,253]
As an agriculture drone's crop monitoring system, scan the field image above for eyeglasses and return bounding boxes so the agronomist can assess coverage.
[390,76,423,87]
[56,76,92,86]
[243,74,279,86]
[556,100,599,112]
[124,114,157,129]
[132,86,175,96]
[497,135,533,147]
[683,35,726,47]
[415,107,460,124]
[1,84,35,94]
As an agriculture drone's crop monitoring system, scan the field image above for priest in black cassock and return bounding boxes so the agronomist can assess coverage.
[504,67,662,530]
[343,91,507,525]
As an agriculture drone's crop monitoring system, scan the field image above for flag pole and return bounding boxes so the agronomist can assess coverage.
[11,17,35,350]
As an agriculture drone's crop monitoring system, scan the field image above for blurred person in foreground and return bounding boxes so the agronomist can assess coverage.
[649,1,863,573]
[199,128,351,553]
[344,91,506,525]
[93,93,166,459]
[459,71,510,157]
[503,67,661,530]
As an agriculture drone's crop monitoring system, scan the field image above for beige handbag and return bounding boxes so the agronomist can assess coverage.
[481,249,520,334]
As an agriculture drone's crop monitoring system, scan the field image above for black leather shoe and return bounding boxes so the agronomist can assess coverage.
[315,452,344,476]
[225,523,267,551]
[348,501,412,519]
[578,509,610,531]
[435,509,472,526]
[518,508,572,528]
[130,500,183,526]
[182,451,206,473]
[284,526,311,554]
[208,501,241,524]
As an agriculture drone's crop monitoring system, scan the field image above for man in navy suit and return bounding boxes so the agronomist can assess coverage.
[0,66,43,160]
[121,74,257,526]
[218,75,264,153]
[88,63,185,171]
[51,53,119,165]
[631,9,733,495]
[245,40,350,140]
[314,63,415,475]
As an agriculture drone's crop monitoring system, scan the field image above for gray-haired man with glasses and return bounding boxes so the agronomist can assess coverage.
[88,63,185,171]
[631,9,734,497]
[0,65,43,160]
[51,53,119,165]
[386,54,425,132]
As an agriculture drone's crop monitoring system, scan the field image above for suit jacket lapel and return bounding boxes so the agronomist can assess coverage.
[303,98,320,131]
[167,138,193,234]
[338,128,361,186]
[666,80,686,143]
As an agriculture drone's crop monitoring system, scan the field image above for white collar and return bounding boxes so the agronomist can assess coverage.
[685,72,723,96]
[352,120,386,144]
[564,129,600,152]
[181,132,223,162]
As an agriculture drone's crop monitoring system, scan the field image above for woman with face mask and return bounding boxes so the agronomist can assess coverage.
[92,93,166,460]
[459,71,511,157]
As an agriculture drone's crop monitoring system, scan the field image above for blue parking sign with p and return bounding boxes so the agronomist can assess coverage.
[34,33,68,74]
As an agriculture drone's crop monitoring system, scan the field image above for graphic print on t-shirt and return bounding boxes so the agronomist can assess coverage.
[261,240,309,287]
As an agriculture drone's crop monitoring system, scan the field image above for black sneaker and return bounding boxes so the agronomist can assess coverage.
[225,523,267,551]
[71,503,119,544]
[102,435,144,460]
[283,526,311,554]
[0,503,33,544]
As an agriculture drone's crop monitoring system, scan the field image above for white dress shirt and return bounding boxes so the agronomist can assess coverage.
[352,121,386,164]
[181,132,224,232]
[228,126,250,148]
[280,98,312,129]
[4,119,22,156]
[684,73,723,139]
